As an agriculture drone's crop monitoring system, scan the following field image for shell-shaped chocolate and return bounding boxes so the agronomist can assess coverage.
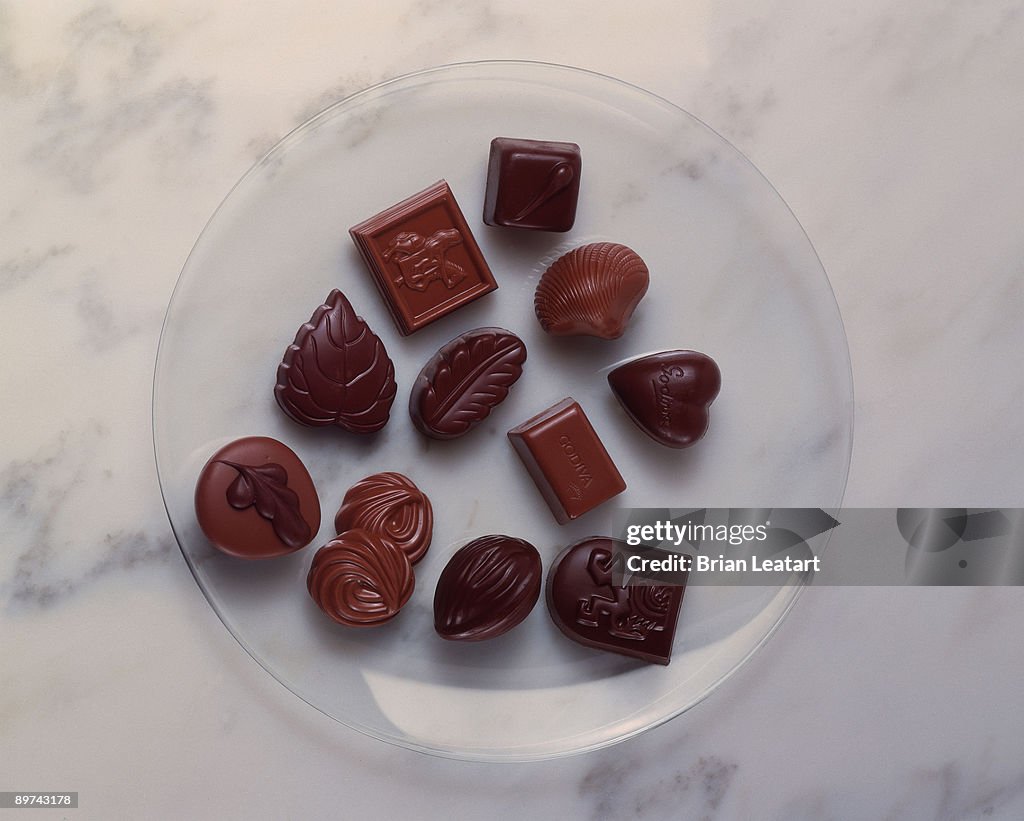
[433,535,542,641]
[534,242,649,339]
[334,472,433,564]
[307,529,415,626]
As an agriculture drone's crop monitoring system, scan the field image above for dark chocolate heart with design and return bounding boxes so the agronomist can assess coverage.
[546,537,685,665]
[607,350,721,449]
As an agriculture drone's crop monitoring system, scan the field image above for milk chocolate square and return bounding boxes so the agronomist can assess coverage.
[483,138,581,232]
[350,180,498,335]
[507,397,626,524]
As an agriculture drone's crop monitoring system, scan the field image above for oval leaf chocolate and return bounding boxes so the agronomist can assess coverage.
[307,528,414,627]
[546,537,686,665]
[334,472,433,564]
[534,242,649,339]
[275,289,397,433]
[194,436,320,559]
[607,350,721,448]
[409,327,527,440]
[434,535,542,641]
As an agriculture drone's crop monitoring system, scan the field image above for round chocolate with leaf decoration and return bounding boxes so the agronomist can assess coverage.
[194,436,320,559]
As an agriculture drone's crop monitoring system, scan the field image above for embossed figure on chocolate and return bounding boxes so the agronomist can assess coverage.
[350,181,497,334]
[381,228,466,291]
[575,547,669,641]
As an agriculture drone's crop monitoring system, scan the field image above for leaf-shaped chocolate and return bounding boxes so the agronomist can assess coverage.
[216,460,312,549]
[409,327,527,440]
[275,289,397,433]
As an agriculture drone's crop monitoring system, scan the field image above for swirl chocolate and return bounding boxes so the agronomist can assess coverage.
[433,535,542,641]
[334,472,433,564]
[307,529,415,627]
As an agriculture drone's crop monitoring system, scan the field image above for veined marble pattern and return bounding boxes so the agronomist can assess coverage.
[1,1,1023,818]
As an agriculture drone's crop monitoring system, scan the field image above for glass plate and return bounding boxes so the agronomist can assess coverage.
[153,61,852,761]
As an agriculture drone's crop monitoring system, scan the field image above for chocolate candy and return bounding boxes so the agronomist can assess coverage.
[334,472,433,564]
[307,528,415,626]
[534,242,649,339]
[194,436,320,559]
[483,137,582,232]
[433,535,542,641]
[607,350,721,449]
[547,537,685,665]
[275,289,397,433]
[409,327,527,440]
[350,180,498,335]
[507,397,626,524]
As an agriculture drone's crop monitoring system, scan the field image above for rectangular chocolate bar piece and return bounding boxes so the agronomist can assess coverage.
[507,397,626,524]
[349,180,498,335]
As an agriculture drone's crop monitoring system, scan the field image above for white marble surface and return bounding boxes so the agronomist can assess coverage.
[2,1,1023,818]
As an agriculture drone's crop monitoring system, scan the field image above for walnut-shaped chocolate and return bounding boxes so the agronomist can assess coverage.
[433,535,541,641]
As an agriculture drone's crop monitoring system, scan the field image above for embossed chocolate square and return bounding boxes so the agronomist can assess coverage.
[507,397,625,524]
[483,137,582,232]
[350,180,498,335]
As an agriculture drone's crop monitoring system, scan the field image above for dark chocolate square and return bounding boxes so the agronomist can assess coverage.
[507,397,626,524]
[350,180,498,335]
[483,138,582,232]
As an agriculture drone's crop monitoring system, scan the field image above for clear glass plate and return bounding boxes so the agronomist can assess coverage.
[153,61,852,760]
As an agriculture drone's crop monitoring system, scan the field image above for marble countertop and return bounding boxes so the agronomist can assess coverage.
[2,1,1023,818]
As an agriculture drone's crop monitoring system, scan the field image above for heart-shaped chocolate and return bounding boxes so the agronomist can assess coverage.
[546,537,685,665]
[607,350,721,449]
